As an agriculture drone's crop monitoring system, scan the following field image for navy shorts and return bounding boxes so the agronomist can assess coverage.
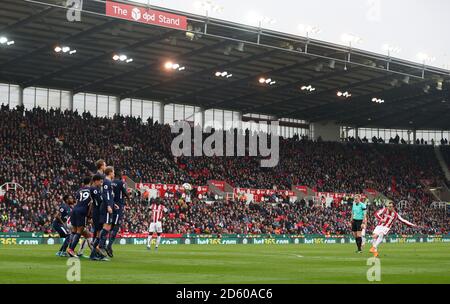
[99,208,113,225]
[92,209,102,233]
[71,208,87,227]
[112,209,124,226]
[52,222,69,238]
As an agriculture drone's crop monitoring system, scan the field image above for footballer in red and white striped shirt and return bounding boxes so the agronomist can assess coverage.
[370,201,417,257]
[147,199,168,251]
[151,203,165,223]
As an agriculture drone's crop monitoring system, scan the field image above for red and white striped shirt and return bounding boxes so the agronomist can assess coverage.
[374,207,415,229]
[150,204,166,223]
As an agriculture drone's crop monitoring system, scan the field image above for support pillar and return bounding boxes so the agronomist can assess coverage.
[159,103,165,124]
[18,86,24,107]
[68,91,74,111]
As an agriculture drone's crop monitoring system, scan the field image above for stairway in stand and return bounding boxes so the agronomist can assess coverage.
[434,146,450,182]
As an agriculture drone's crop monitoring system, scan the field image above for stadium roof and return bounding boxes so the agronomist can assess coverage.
[1,0,449,130]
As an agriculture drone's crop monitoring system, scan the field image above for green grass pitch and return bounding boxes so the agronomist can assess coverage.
[0,243,449,284]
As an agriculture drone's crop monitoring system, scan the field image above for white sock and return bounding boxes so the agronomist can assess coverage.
[361,229,366,245]
[78,239,87,255]
[147,235,153,247]
[373,235,384,249]
[156,236,161,248]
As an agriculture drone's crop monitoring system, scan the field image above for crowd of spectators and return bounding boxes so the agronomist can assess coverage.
[0,105,448,235]
[345,135,449,146]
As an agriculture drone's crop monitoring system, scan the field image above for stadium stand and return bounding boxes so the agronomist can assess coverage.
[0,105,447,235]
[440,146,450,170]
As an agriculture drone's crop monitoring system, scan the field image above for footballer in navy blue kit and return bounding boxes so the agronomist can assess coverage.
[95,159,106,178]
[88,174,104,260]
[76,174,105,259]
[53,194,75,257]
[67,177,93,257]
[106,170,129,257]
[97,166,115,258]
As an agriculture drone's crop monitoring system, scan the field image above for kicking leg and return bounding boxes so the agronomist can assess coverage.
[370,234,383,257]
[373,234,384,250]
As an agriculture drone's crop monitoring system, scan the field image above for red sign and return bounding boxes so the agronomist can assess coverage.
[106,1,187,30]
[295,186,308,195]
[196,186,209,195]
[365,188,378,196]
[210,180,226,192]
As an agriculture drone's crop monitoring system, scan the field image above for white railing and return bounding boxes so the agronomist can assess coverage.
[0,182,24,193]
[431,202,448,209]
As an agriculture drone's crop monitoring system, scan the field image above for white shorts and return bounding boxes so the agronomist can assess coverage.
[373,225,390,237]
[149,222,163,233]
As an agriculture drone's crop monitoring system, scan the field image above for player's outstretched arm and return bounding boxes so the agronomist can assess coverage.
[397,214,417,227]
